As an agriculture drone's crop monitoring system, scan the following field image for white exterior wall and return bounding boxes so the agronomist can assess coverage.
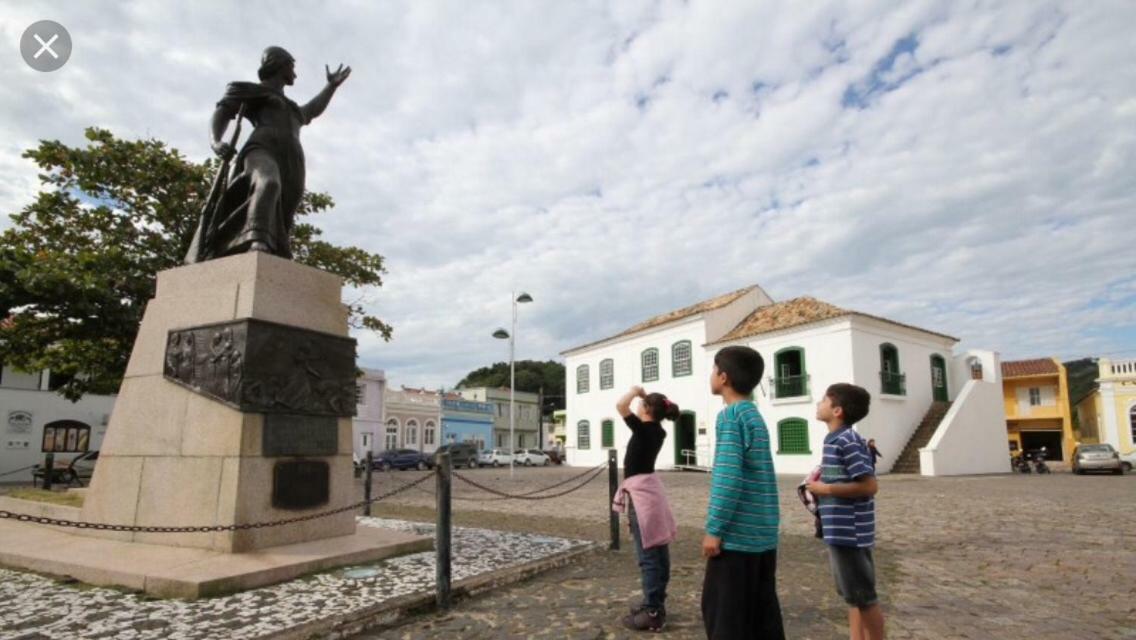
[566,317,709,470]
[0,385,115,483]
[721,320,855,476]
[847,317,956,474]
[562,307,1003,478]
[352,368,385,460]
[919,380,1010,476]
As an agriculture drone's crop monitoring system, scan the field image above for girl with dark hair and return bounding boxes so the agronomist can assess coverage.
[612,385,680,632]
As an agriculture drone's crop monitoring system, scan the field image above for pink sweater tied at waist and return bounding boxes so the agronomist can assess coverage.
[611,472,678,550]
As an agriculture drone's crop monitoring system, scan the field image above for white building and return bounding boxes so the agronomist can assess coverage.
[353,368,386,460]
[0,366,116,483]
[561,286,1007,477]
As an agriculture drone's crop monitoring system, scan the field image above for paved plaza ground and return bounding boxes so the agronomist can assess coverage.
[358,465,1136,639]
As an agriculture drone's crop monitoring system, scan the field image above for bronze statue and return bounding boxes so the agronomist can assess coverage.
[185,46,351,263]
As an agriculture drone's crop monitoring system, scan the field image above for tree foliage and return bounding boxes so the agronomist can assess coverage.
[455,360,565,413]
[0,128,390,400]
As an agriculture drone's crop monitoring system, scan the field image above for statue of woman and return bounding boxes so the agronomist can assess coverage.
[185,46,350,263]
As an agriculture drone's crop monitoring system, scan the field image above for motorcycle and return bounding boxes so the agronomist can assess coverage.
[1013,453,1032,474]
[1032,449,1051,474]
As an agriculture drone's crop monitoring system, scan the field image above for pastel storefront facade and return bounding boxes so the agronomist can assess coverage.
[1000,358,1075,463]
[381,387,441,454]
[562,286,1008,477]
[455,387,541,450]
[441,394,494,451]
[1074,358,1136,455]
[352,368,386,459]
[0,365,115,483]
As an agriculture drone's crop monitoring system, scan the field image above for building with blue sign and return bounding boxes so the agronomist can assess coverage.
[441,394,494,451]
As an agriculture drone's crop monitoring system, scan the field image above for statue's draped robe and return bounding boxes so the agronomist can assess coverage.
[186,82,309,263]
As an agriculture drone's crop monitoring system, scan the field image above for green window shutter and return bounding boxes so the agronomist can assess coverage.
[777,418,811,454]
[600,359,614,390]
[601,419,614,448]
[672,341,692,377]
[577,420,591,450]
[642,348,659,382]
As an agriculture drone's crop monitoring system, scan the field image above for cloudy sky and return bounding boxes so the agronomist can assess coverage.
[2,1,1134,389]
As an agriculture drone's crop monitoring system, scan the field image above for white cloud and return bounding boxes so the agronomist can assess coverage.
[2,0,1134,388]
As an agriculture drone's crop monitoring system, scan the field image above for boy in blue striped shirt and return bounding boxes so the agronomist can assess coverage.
[701,346,784,639]
[807,383,886,640]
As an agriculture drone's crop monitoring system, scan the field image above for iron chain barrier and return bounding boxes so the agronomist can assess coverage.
[400,461,608,502]
[450,464,607,501]
[0,470,437,533]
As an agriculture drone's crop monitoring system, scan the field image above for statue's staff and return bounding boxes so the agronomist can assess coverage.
[197,102,247,261]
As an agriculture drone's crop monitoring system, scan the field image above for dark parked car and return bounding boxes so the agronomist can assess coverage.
[374,448,433,471]
[434,442,480,469]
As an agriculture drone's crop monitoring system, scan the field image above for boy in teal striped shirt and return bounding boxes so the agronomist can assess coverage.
[701,345,784,639]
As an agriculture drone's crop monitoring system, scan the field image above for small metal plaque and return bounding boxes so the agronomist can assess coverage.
[263,414,338,457]
[272,460,329,510]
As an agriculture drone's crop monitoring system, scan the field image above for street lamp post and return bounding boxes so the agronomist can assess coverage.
[493,291,533,479]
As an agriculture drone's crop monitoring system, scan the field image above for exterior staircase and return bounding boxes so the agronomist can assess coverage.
[890,401,952,474]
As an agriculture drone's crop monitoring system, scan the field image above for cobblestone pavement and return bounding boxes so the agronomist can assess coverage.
[357,466,1136,639]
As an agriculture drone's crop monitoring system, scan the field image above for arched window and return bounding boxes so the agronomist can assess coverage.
[879,343,905,395]
[641,348,659,382]
[773,347,808,398]
[967,356,983,380]
[1129,405,1136,444]
[601,419,614,448]
[599,359,614,390]
[577,420,591,450]
[384,418,399,450]
[777,418,811,454]
[930,354,948,401]
[405,419,418,446]
[577,364,590,394]
[672,341,692,377]
[424,421,436,446]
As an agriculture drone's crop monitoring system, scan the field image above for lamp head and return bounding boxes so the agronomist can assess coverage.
[516,292,533,303]
[492,328,510,339]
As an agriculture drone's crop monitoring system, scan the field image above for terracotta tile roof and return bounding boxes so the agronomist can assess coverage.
[1001,358,1059,378]
[561,285,759,355]
[711,296,959,344]
[714,297,848,342]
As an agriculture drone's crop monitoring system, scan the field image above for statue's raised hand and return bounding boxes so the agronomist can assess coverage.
[326,64,351,87]
[211,140,235,161]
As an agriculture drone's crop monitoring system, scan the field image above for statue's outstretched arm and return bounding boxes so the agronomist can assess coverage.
[301,63,351,123]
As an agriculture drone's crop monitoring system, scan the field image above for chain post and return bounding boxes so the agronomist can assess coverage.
[42,453,55,491]
[608,448,619,550]
[436,452,453,610]
[364,451,374,516]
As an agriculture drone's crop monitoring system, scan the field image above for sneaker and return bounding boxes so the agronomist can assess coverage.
[623,608,665,632]
[628,599,646,615]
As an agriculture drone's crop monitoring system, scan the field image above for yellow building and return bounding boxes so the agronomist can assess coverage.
[1071,358,1136,455]
[1002,358,1075,463]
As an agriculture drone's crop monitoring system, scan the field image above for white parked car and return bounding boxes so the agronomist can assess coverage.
[1121,450,1136,473]
[514,449,551,466]
[478,449,514,467]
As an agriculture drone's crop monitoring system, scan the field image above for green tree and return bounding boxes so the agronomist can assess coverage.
[455,359,565,413]
[0,128,391,401]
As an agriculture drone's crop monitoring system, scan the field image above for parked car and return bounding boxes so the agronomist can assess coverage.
[478,449,514,467]
[70,450,99,484]
[434,442,481,469]
[514,449,551,466]
[1071,444,1124,475]
[374,448,433,471]
[1122,450,1136,473]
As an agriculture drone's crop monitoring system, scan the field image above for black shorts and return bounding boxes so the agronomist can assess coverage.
[827,544,878,608]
